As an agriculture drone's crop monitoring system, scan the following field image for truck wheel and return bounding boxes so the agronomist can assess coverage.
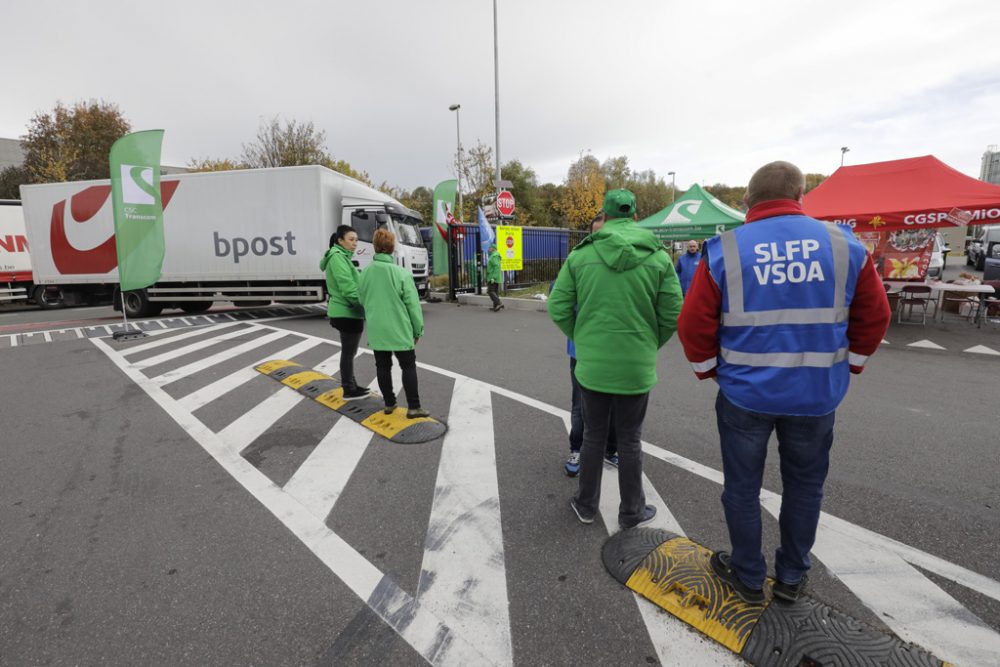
[31,285,65,310]
[180,301,213,314]
[122,290,162,318]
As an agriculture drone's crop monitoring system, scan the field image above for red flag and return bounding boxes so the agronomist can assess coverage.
[435,203,459,241]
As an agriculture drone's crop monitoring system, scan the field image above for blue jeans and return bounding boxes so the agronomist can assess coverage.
[569,358,617,455]
[715,391,835,589]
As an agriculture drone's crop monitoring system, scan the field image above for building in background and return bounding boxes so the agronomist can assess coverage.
[982,145,1000,186]
[0,138,25,172]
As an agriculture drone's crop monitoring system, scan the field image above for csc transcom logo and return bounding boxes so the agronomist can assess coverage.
[49,181,179,274]
[121,164,157,205]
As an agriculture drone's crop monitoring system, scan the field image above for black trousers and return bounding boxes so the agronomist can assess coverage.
[487,281,502,308]
[575,388,649,526]
[329,318,363,391]
[373,350,420,409]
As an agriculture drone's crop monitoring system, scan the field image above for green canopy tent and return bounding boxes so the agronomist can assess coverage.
[637,183,745,242]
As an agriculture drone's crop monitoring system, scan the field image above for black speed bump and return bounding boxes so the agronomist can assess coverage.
[602,528,954,667]
[254,360,447,444]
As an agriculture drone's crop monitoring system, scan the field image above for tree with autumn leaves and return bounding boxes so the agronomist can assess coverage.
[0,100,130,198]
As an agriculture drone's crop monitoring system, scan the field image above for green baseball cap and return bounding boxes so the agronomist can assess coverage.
[603,189,637,218]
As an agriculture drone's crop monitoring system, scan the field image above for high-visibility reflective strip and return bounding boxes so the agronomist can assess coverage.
[720,222,852,326]
[848,351,869,366]
[722,307,849,327]
[691,358,718,372]
[720,347,848,368]
[720,231,744,314]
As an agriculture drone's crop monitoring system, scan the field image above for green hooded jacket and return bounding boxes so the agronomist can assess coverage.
[547,218,682,394]
[486,248,502,283]
[320,244,363,319]
[358,254,425,351]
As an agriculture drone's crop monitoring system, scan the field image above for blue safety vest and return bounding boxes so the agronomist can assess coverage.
[704,215,868,416]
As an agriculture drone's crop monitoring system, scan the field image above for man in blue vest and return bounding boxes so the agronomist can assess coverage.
[678,161,890,603]
[675,240,702,295]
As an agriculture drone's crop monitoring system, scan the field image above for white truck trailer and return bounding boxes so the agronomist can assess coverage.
[19,166,429,316]
[0,200,34,304]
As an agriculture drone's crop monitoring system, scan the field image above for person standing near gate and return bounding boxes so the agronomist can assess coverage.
[486,243,504,312]
[677,161,890,603]
[549,189,683,529]
[359,228,429,419]
[321,225,371,400]
[675,240,702,296]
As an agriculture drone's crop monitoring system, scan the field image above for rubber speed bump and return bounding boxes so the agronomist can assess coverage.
[603,528,953,667]
[254,360,447,444]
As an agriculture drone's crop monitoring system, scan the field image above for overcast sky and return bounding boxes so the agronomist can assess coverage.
[3,0,999,192]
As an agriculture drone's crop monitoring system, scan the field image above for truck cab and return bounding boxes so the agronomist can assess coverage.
[346,203,429,297]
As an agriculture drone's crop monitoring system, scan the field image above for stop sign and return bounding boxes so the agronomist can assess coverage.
[496,191,515,217]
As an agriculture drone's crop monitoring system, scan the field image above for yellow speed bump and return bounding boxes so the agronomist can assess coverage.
[254,360,447,444]
[603,528,954,667]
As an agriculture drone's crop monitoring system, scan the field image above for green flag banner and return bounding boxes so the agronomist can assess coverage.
[431,179,458,276]
[110,130,165,292]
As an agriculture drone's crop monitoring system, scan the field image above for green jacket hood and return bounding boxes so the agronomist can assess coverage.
[576,218,663,272]
[320,244,351,271]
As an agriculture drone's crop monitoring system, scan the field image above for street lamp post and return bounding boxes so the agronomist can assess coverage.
[668,171,676,204]
[493,0,502,185]
[449,104,463,220]
[840,146,850,167]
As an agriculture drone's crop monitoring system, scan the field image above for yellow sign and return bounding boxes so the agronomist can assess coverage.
[497,225,523,271]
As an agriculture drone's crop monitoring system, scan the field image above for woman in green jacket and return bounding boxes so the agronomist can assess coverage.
[320,225,371,399]
[358,228,428,419]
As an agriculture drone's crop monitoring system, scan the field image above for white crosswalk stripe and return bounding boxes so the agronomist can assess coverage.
[91,321,1000,667]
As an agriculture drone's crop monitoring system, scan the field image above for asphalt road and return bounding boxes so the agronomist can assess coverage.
[1,298,998,666]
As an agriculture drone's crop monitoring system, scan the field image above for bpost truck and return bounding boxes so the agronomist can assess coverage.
[19,166,429,316]
[0,200,34,304]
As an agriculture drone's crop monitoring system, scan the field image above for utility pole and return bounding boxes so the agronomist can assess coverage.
[449,104,463,220]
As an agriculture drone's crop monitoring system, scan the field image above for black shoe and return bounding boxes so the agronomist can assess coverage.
[342,386,372,401]
[570,498,595,525]
[406,407,430,419]
[772,575,807,603]
[709,551,766,604]
[620,504,656,529]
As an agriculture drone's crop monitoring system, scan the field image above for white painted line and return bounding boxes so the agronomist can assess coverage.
[215,385,304,453]
[176,337,324,412]
[121,321,242,357]
[417,377,513,665]
[220,322,1000,640]
[8,334,17,347]
[882,338,890,344]
[92,337,489,666]
[566,420,741,666]
[907,339,946,350]
[157,320,168,329]
[282,418,375,520]
[132,326,256,369]
[153,330,289,387]
[101,326,112,334]
[965,344,1000,356]
[223,313,238,321]
[760,493,1000,666]
[180,317,193,326]
[42,331,52,342]
[75,329,84,339]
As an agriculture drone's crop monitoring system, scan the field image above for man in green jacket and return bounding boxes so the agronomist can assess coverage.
[486,244,504,312]
[548,189,683,528]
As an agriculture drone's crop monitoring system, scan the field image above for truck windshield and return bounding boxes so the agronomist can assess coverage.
[392,217,425,248]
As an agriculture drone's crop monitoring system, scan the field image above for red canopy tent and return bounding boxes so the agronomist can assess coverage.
[803,155,1000,232]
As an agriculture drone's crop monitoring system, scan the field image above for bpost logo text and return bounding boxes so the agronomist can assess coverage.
[214,231,297,263]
